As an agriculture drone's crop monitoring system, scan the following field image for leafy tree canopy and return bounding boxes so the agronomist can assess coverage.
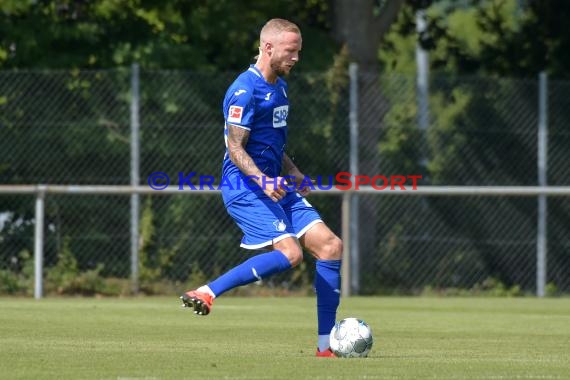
[380,0,570,79]
[0,0,336,71]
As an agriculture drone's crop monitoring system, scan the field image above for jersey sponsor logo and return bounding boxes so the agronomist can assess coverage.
[272,105,288,128]
[234,89,247,96]
[228,105,244,123]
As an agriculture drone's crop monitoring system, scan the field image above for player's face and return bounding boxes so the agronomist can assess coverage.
[270,31,302,76]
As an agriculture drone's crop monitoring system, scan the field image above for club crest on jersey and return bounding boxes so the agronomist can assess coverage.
[228,105,244,123]
[272,105,288,128]
[273,219,287,232]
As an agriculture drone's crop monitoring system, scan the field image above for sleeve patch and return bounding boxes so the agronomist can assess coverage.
[227,105,244,123]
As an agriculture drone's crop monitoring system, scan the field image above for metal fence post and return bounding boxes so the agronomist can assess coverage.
[537,71,548,297]
[130,63,141,294]
[416,8,430,136]
[341,191,351,297]
[34,186,46,299]
[348,63,360,295]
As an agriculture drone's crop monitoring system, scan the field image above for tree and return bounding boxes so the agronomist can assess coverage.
[333,0,406,70]
[330,1,406,288]
[371,0,570,292]
[0,0,336,71]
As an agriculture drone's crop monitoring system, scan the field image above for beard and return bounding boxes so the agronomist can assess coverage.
[270,60,291,76]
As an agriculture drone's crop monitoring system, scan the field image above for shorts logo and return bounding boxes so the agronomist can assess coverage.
[228,106,244,123]
[273,219,287,232]
[272,105,288,128]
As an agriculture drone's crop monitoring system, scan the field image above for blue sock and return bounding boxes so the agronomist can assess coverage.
[315,259,342,336]
[208,250,292,297]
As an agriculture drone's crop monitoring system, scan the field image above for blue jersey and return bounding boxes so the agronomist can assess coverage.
[221,65,290,206]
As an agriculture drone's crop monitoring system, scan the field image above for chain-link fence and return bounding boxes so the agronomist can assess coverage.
[1,67,569,296]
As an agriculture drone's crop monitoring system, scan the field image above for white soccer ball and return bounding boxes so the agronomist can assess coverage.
[329,317,374,358]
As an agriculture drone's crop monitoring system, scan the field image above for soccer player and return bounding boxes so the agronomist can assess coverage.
[181,18,342,358]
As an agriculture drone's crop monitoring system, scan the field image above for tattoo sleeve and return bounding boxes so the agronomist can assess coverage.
[227,124,263,179]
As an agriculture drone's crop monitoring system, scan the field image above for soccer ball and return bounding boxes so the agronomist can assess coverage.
[329,318,373,358]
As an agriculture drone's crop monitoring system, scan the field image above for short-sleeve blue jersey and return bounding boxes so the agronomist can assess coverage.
[221,65,290,206]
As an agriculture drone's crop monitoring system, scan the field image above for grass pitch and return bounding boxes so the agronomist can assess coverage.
[0,296,569,379]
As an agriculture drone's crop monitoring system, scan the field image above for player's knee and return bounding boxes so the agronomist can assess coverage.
[331,236,343,259]
[322,236,343,260]
[274,237,304,267]
[282,245,303,267]
[289,247,304,267]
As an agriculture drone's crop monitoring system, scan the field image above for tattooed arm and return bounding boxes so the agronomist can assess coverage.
[227,124,262,179]
[227,123,287,201]
[282,153,311,197]
[282,153,303,178]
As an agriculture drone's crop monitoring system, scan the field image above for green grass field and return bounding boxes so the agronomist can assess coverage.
[1,296,569,379]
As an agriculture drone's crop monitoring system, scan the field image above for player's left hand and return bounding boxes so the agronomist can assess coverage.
[297,183,311,197]
[292,174,314,197]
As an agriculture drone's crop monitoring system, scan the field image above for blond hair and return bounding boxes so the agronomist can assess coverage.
[260,18,301,41]
[255,19,301,59]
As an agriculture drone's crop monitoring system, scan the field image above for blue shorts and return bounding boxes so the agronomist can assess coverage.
[226,190,323,250]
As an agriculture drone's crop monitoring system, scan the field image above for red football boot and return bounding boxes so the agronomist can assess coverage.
[316,348,337,358]
[180,290,214,316]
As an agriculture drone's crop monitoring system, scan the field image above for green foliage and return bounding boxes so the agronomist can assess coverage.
[381,0,570,78]
[0,270,20,294]
[476,277,523,297]
[545,282,559,297]
[368,0,570,295]
[0,249,33,295]
[2,0,570,296]
[46,237,78,289]
[185,261,209,291]
[138,197,158,283]
[422,277,524,297]
[45,236,107,295]
[138,197,178,293]
[379,5,418,75]
[426,87,471,184]
[0,0,336,71]
[379,101,422,175]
